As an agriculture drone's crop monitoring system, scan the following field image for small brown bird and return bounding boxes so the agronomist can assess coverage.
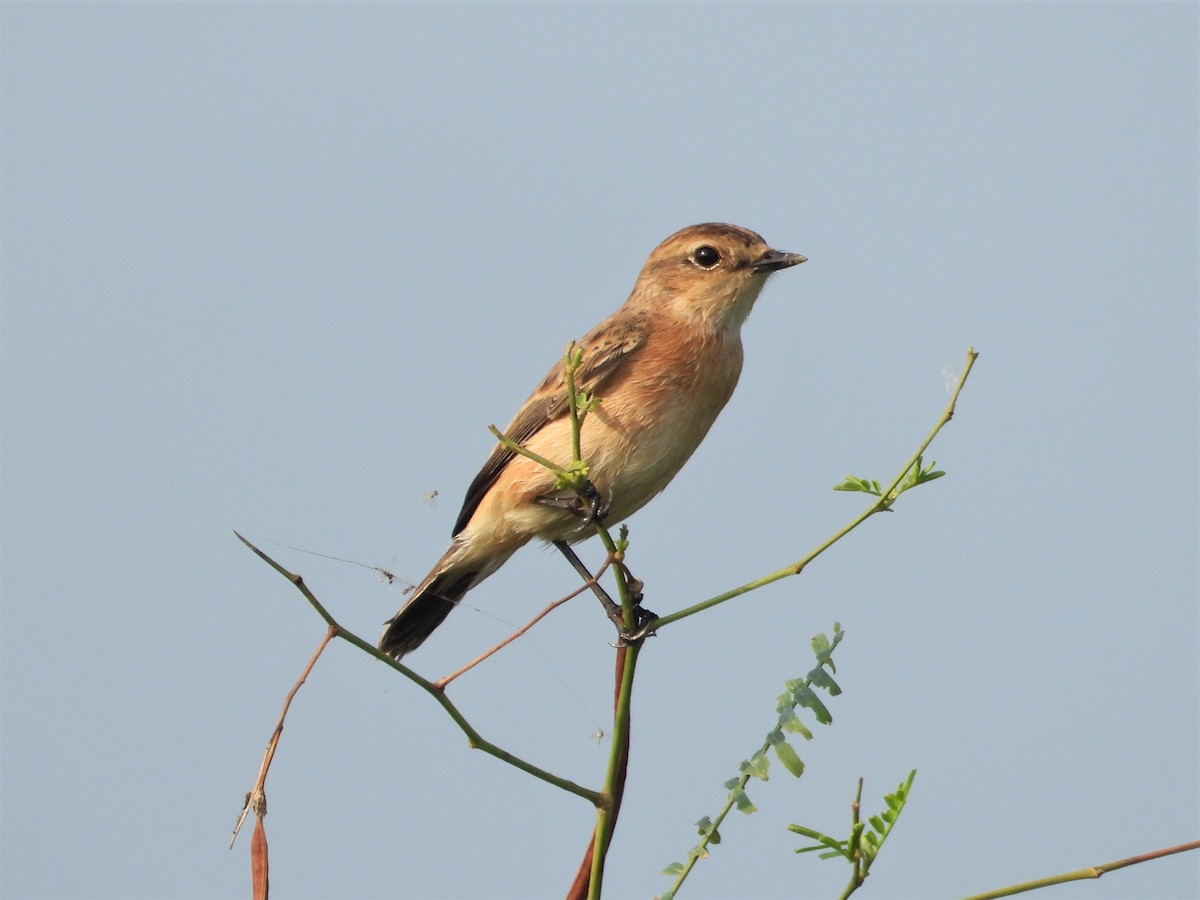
[380,223,805,658]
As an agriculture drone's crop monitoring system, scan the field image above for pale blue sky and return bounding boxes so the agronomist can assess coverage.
[2,3,1197,899]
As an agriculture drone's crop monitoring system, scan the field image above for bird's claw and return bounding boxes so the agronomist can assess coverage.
[576,478,608,524]
[612,558,653,645]
[535,479,610,524]
[616,606,658,646]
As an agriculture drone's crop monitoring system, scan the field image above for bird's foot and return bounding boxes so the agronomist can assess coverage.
[609,559,654,644]
[535,479,609,524]
[617,604,658,646]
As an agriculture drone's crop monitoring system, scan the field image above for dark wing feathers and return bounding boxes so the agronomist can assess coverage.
[451,313,648,536]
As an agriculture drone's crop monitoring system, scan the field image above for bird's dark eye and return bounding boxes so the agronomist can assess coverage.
[692,245,721,269]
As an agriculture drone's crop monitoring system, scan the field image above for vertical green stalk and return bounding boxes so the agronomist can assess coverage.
[564,342,586,468]
[587,639,640,898]
[559,343,643,898]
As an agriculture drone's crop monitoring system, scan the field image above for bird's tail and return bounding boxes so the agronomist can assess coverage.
[379,557,478,659]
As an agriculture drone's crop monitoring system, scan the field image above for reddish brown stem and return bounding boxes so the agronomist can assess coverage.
[230,625,337,870]
[437,561,611,688]
[251,816,269,900]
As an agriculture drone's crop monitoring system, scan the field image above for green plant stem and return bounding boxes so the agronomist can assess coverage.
[838,778,865,900]
[961,840,1200,899]
[647,347,977,633]
[234,531,601,806]
[588,640,641,899]
[564,342,586,467]
[552,343,645,899]
[487,424,571,478]
[581,520,638,900]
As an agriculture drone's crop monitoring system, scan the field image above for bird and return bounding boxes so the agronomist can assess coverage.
[380,223,806,659]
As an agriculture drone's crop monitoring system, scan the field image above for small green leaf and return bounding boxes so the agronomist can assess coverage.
[790,683,832,724]
[788,824,853,861]
[661,862,685,876]
[695,816,713,835]
[731,787,758,815]
[786,824,825,839]
[812,628,841,669]
[808,667,841,695]
[743,751,770,780]
[789,826,846,848]
[779,710,814,740]
[772,737,806,777]
[832,475,883,495]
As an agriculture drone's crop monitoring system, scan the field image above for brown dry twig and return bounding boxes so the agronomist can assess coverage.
[230,626,337,850]
[437,558,614,688]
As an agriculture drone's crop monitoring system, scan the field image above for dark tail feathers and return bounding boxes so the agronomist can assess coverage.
[379,569,476,659]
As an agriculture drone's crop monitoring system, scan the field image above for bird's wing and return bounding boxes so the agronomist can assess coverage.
[451,312,648,536]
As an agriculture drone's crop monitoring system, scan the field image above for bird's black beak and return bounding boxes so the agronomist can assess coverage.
[751,249,807,272]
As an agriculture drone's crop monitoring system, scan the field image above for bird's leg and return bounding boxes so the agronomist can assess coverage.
[553,540,624,629]
[553,540,657,645]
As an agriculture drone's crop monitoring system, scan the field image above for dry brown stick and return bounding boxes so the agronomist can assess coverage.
[437,560,613,688]
[230,625,337,849]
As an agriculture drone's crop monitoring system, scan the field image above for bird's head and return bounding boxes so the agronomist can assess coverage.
[629,223,806,331]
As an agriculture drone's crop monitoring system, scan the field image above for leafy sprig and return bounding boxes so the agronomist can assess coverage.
[833,455,944,508]
[659,625,846,897]
[789,770,917,900]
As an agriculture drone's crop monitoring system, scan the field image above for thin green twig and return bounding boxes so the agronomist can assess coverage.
[645,348,978,633]
[961,840,1200,899]
[588,641,640,898]
[557,345,640,900]
[234,531,601,805]
[564,342,588,468]
[841,778,866,900]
